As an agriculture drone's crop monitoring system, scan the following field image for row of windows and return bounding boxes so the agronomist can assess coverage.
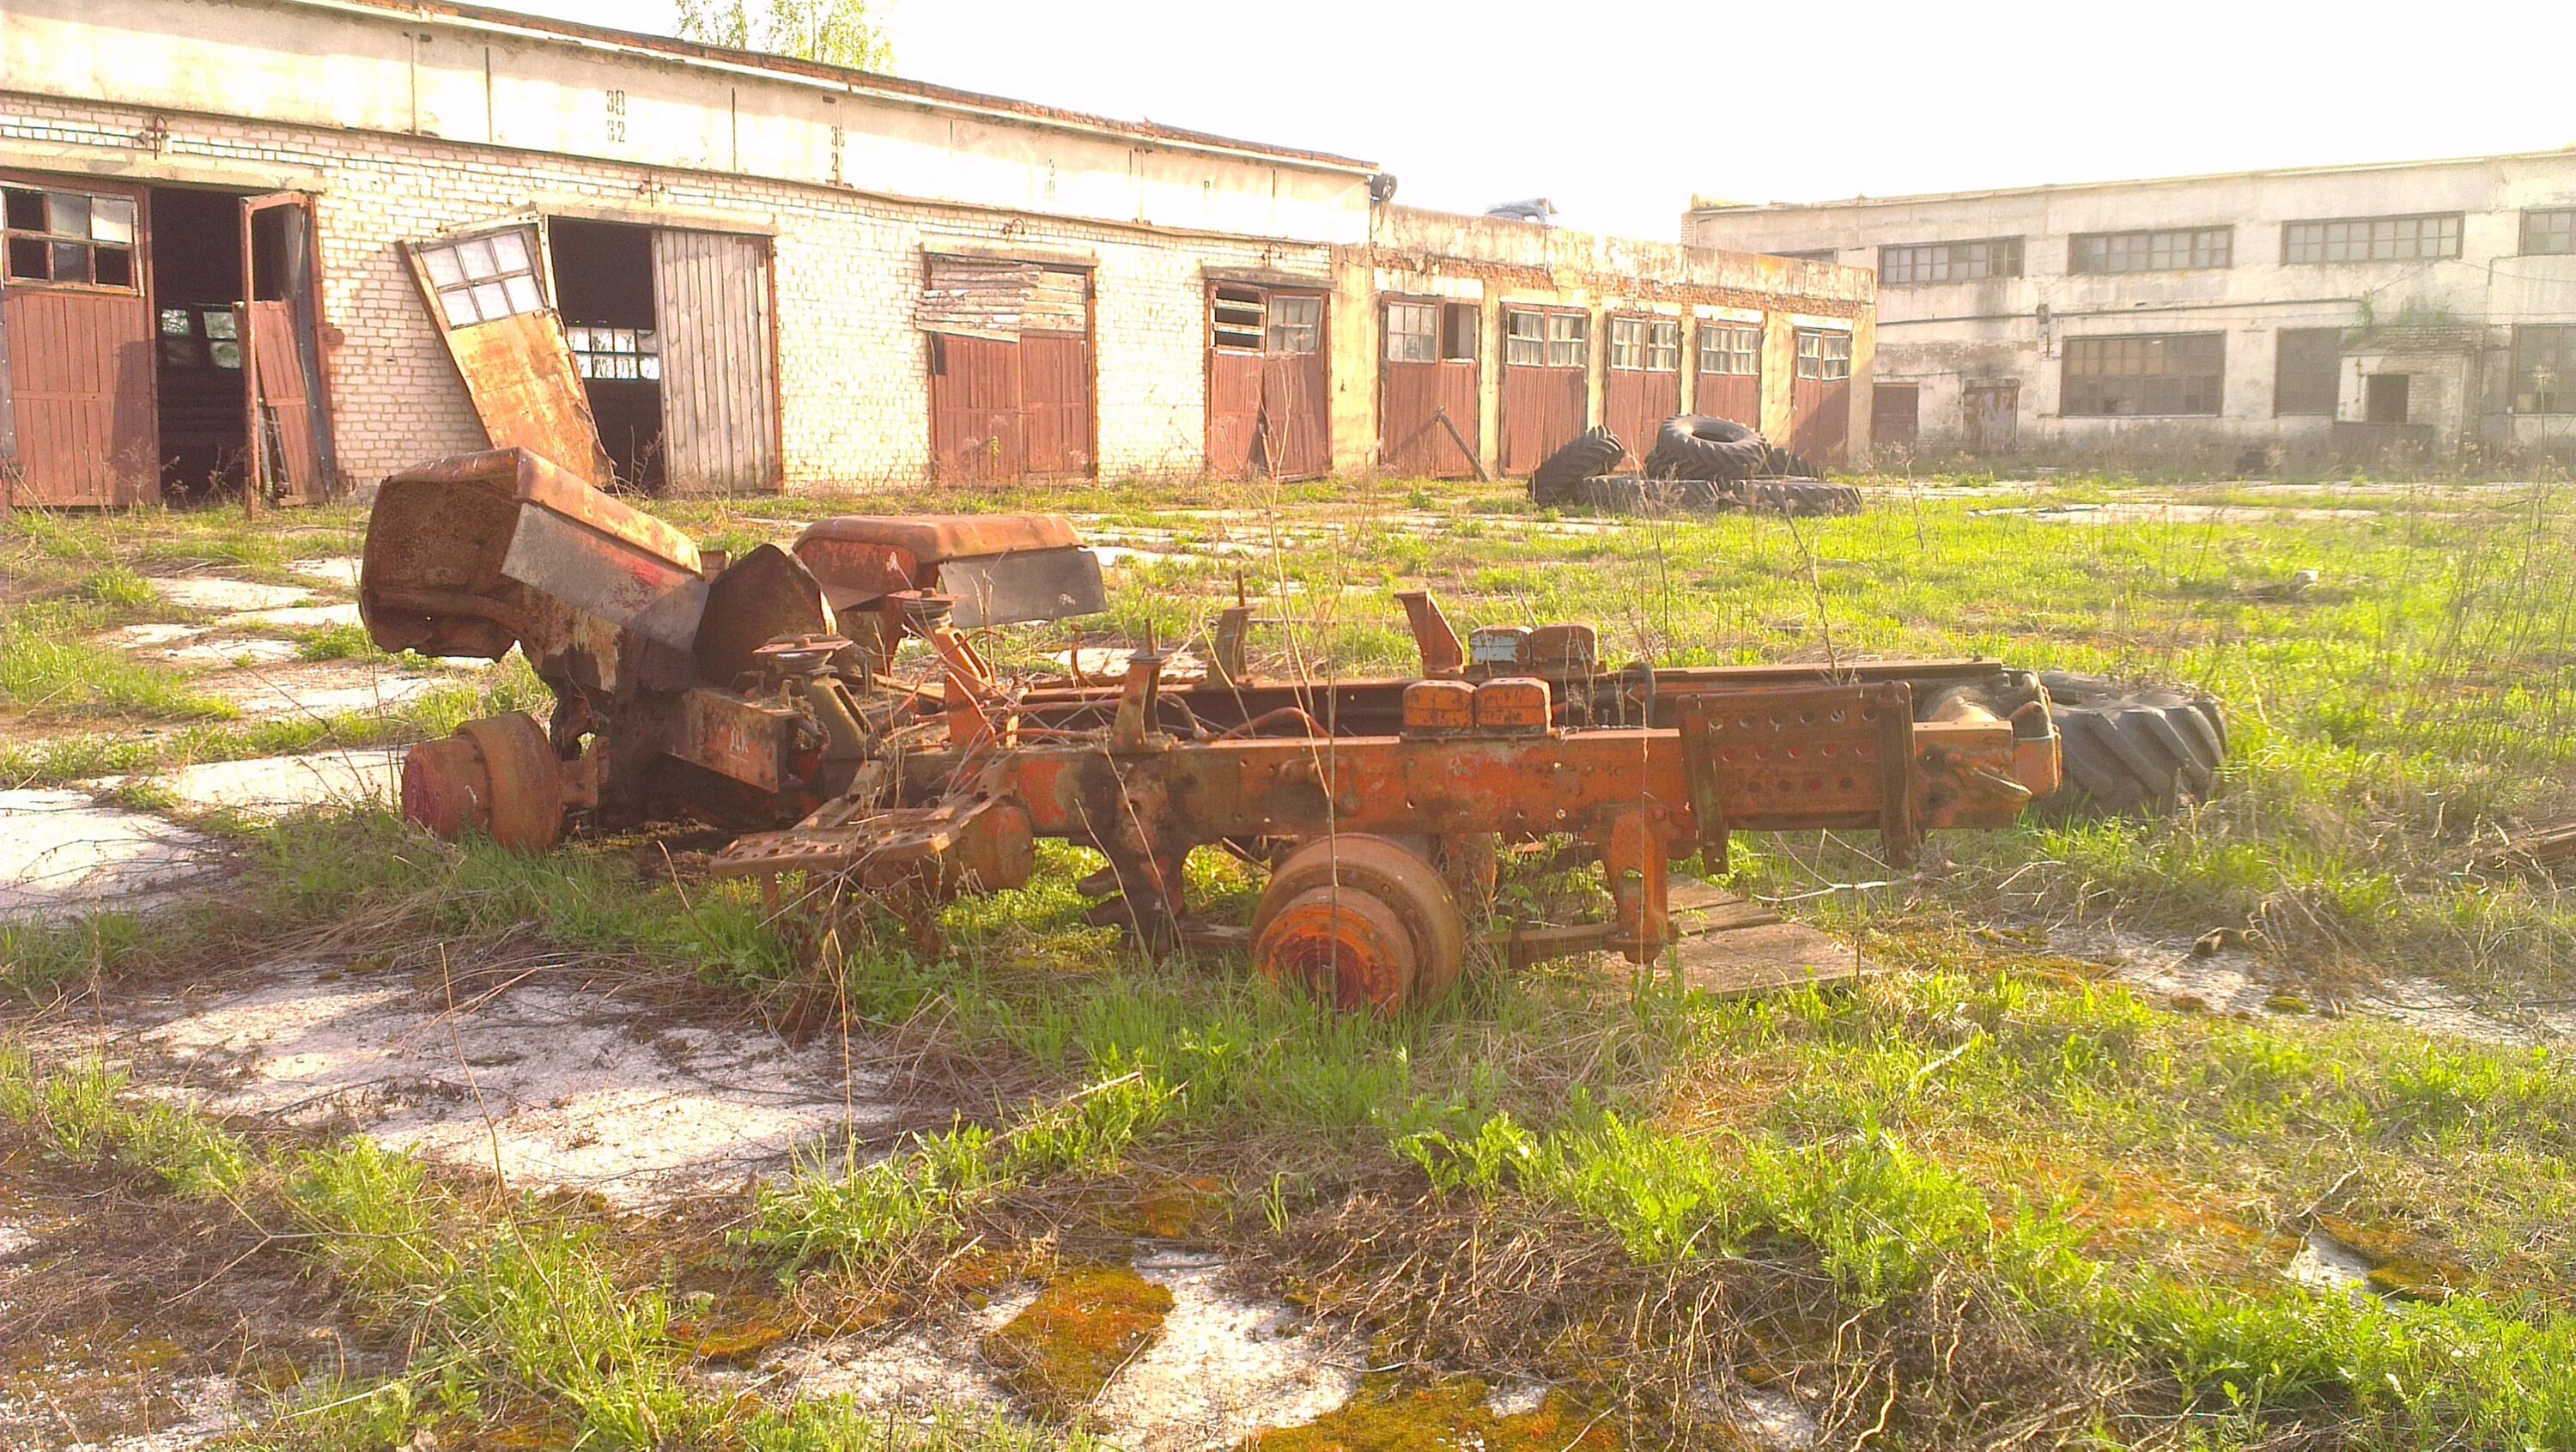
[2057,325,2576,416]
[1475,311,1840,380]
[1869,208,2576,282]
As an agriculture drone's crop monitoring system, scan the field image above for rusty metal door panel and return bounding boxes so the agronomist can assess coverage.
[1265,349,1329,480]
[1871,384,1919,449]
[1382,361,1479,477]
[1018,330,1093,477]
[1965,381,2018,453]
[653,229,781,495]
[241,192,336,502]
[1788,378,1850,464]
[1,288,157,505]
[1698,373,1759,429]
[1603,367,1647,468]
[1500,366,1584,477]
[1206,349,1263,480]
[405,221,617,490]
[930,332,1022,483]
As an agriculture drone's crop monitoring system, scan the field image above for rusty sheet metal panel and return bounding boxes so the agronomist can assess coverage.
[918,255,1085,341]
[653,228,781,495]
[1263,348,1329,479]
[1206,348,1264,480]
[1602,317,1680,471]
[929,332,1023,483]
[1381,359,1478,477]
[1019,330,1093,477]
[1500,364,1584,477]
[0,287,157,505]
[1694,320,1762,430]
[241,192,336,503]
[1789,328,1854,466]
[405,222,617,491]
[669,688,800,793]
[1965,380,2018,453]
[1872,383,1919,449]
[1698,371,1760,429]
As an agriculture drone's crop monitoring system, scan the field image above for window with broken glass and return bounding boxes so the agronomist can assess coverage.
[1212,286,1266,351]
[1795,330,1852,381]
[1698,323,1760,376]
[1504,310,1547,366]
[2281,214,2462,264]
[1386,301,1439,364]
[1880,237,2021,284]
[2523,209,2576,257]
[2512,325,2576,414]
[2062,333,2223,416]
[1607,317,1648,370]
[568,325,661,381]
[3,186,138,289]
[1267,295,1322,355]
[2070,227,2233,273]
[1645,319,1681,372]
[416,228,549,327]
[1546,312,1589,368]
[158,307,242,370]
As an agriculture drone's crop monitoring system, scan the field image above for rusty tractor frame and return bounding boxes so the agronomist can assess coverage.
[362,448,2060,1012]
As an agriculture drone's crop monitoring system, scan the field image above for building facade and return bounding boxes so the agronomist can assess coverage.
[0,0,1872,505]
[1684,151,2576,467]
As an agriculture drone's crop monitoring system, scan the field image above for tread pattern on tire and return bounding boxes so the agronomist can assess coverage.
[1528,426,1625,505]
[2038,670,2227,817]
[1648,416,1768,482]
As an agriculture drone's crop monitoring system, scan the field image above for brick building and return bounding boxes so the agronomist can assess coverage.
[1,0,1874,504]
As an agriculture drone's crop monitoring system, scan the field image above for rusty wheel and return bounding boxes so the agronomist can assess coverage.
[1251,835,1465,1014]
[402,713,564,852]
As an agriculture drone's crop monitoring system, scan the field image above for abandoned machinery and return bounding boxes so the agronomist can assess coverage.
[361,447,2063,1013]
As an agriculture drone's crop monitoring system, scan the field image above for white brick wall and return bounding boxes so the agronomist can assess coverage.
[6,100,1327,491]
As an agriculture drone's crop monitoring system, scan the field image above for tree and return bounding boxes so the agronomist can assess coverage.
[673,0,892,72]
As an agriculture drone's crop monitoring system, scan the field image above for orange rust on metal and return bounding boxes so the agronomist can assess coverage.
[1402,680,1475,733]
[400,230,617,489]
[1251,835,1466,1012]
[404,712,566,853]
[1472,677,1551,733]
[1394,590,1466,678]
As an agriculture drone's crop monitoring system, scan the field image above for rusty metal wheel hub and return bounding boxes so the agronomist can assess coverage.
[1250,834,1465,1014]
[400,713,565,853]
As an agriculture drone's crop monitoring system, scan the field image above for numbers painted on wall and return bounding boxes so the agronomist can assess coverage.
[605,89,628,144]
[829,125,845,185]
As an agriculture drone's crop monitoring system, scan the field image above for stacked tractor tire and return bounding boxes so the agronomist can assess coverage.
[1527,416,1861,518]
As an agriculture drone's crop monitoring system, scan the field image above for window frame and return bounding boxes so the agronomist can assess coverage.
[1385,300,1439,365]
[1880,236,2023,285]
[2281,213,2464,264]
[2,183,142,294]
[1697,322,1761,379]
[565,324,662,382]
[2511,325,2576,415]
[1211,284,1267,354]
[1607,315,1649,372]
[415,225,550,329]
[2522,208,2576,258]
[2272,328,2343,417]
[1644,319,1681,374]
[1266,293,1322,355]
[1794,328,1852,382]
[1438,301,1479,363]
[2060,332,2226,418]
[2069,227,2233,275]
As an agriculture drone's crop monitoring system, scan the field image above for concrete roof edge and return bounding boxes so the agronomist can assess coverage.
[276,0,1380,174]
[1681,145,2576,216]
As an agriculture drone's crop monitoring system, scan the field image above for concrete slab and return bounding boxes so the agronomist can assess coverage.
[146,576,311,613]
[219,602,362,630]
[1092,1247,1362,1451]
[159,636,305,668]
[149,748,407,818]
[1662,920,1874,999]
[101,623,204,651]
[0,790,217,920]
[283,556,361,591]
[194,662,453,720]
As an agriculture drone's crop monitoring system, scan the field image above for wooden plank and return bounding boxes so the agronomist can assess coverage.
[653,229,780,495]
[1662,921,1874,999]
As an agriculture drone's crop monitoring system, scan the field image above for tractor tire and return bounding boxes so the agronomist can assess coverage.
[2037,671,2227,817]
[1574,475,1679,513]
[1726,477,1863,517]
[1528,426,1626,505]
[1759,447,1829,480]
[1648,416,1770,482]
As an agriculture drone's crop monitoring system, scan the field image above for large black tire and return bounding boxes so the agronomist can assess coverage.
[2038,671,2227,817]
[1574,476,1680,513]
[1648,416,1769,482]
[1759,447,1828,480]
[1724,478,1862,517]
[1528,426,1626,505]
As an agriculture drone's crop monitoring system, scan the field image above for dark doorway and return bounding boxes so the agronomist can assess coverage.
[2366,373,2410,425]
[148,186,247,501]
[1871,383,1919,449]
[548,216,663,491]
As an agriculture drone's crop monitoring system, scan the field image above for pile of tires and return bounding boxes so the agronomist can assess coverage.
[2036,671,2227,817]
[1525,416,1860,519]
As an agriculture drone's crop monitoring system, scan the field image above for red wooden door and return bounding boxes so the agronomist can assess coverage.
[1380,299,1479,478]
[1602,315,1680,467]
[929,332,1022,483]
[1206,283,1327,480]
[1788,327,1853,465]
[241,191,337,502]
[1694,320,1761,429]
[1499,307,1588,477]
[1018,330,1093,477]
[2,176,155,504]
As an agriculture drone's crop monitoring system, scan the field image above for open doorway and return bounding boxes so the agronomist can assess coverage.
[148,186,247,502]
[547,217,663,491]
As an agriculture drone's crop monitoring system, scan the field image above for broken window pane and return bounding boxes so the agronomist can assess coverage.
[93,247,132,289]
[1546,313,1587,369]
[51,241,89,283]
[1441,302,1479,361]
[1647,320,1680,372]
[1386,301,1437,363]
[203,309,238,340]
[1212,285,1265,351]
[3,190,40,231]
[490,229,532,274]
[2512,325,2576,413]
[89,197,136,245]
[1608,317,1645,370]
[1268,295,1321,354]
[1504,310,1546,366]
[160,307,191,336]
[210,340,243,369]
[565,325,591,352]
[640,355,662,381]
[2062,333,2223,416]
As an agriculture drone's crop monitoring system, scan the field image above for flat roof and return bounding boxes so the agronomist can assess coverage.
[295,0,1379,174]
[1688,144,2576,216]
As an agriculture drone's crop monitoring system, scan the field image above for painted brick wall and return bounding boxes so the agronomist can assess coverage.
[3,98,1330,491]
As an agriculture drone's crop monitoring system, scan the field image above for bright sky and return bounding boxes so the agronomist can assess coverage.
[510,0,2576,239]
